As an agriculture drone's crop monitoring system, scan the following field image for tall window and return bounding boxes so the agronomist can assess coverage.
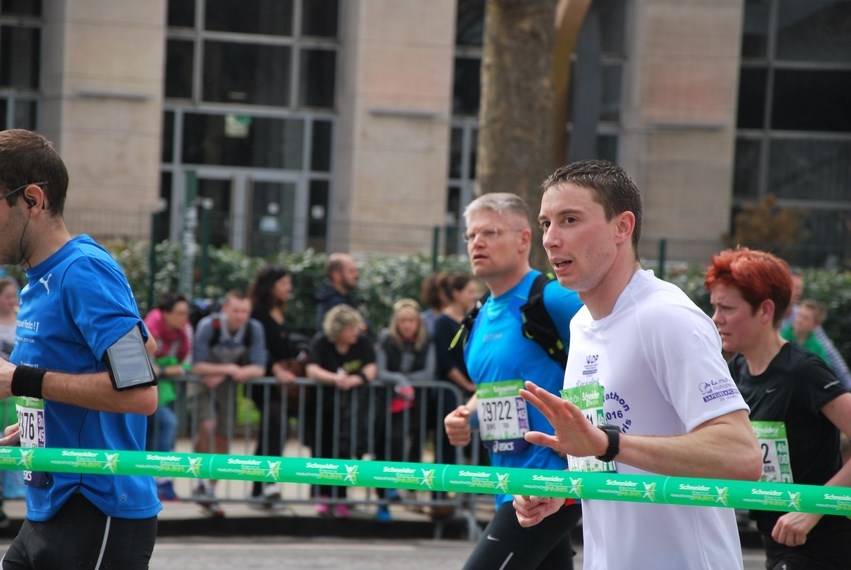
[162,0,338,253]
[0,2,41,130]
[735,0,851,266]
[447,0,484,255]
[565,0,627,164]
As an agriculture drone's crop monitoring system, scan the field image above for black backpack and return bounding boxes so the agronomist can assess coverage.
[450,273,567,368]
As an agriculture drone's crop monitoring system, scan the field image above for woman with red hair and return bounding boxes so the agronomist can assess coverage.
[705,247,851,569]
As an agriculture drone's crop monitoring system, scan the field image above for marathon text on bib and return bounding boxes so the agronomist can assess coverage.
[561,383,616,473]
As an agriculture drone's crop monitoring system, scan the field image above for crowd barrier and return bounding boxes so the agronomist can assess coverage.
[7,377,850,539]
[158,375,486,538]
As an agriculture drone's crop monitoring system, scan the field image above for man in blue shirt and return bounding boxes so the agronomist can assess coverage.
[0,128,160,569]
[444,192,583,569]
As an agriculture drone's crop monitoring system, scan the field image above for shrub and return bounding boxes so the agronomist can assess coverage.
[118,241,471,337]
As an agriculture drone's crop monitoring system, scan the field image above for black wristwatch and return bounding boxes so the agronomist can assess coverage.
[595,424,620,463]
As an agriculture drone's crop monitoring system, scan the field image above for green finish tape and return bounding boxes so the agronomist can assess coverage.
[1,447,849,516]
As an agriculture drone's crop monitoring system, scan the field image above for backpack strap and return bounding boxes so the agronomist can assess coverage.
[519,273,568,368]
[448,273,568,368]
[208,315,253,349]
[448,290,490,351]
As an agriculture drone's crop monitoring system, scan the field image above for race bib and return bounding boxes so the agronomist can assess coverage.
[16,396,51,487]
[561,384,616,473]
[476,380,530,455]
[752,421,792,483]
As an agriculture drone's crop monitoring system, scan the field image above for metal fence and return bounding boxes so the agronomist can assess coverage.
[155,375,486,539]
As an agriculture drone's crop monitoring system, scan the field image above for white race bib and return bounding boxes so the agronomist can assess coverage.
[752,421,793,483]
[476,380,530,454]
[16,396,51,487]
[561,383,616,473]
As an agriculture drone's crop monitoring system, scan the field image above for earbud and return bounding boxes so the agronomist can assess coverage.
[23,196,36,209]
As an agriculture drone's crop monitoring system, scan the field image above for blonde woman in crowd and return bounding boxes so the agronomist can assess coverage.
[305,304,377,519]
[373,298,434,522]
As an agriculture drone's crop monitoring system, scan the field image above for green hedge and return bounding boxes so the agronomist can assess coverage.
[110,241,471,337]
[4,243,849,364]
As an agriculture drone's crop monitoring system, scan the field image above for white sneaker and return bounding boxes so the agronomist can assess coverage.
[192,482,225,518]
[262,483,281,502]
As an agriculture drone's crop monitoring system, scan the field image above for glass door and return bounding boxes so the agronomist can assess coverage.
[171,169,305,254]
[247,180,298,257]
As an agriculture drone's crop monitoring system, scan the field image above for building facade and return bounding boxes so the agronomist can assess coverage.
[2,0,849,266]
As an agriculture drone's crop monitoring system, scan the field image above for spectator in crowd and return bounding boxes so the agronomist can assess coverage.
[429,273,479,517]
[0,276,20,526]
[514,159,761,569]
[305,304,377,519]
[191,289,266,517]
[0,129,160,568]
[373,298,434,523]
[706,247,851,569]
[247,264,307,507]
[315,253,361,330]
[443,192,583,569]
[782,270,851,388]
[419,271,448,337]
[781,298,829,364]
[432,273,478,399]
[144,292,193,502]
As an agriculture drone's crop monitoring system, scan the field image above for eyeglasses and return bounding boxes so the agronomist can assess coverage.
[463,227,522,243]
[0,181,47,202]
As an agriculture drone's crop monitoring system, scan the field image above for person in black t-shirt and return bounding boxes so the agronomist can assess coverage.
[247,265,306,506]
[706,247,851,570]
[305,304,376,518]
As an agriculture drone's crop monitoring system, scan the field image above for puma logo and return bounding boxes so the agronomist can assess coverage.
[39,273,52,294]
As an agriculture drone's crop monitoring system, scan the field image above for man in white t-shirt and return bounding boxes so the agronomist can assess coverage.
[513,160,762,569]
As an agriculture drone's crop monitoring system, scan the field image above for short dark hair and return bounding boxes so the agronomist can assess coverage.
[541,160,643,257]
[157,292,188,313]
[0,129,69,215]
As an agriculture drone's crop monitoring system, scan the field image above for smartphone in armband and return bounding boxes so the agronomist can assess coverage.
[104,325,158,391]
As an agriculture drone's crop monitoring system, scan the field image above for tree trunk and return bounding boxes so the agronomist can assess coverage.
[477,0,558,271]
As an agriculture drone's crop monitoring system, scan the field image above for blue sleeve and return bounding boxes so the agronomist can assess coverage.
[248,319,267,367]
[193,318,214,364]
[542,281,583,350]
[64,256,142,361]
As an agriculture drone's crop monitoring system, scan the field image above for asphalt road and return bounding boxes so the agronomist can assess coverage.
[141,537,768,569]
[0,536,770,568]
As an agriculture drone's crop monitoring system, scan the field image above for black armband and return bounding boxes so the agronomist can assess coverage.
[11,365,46,399]
[357,371,369,383]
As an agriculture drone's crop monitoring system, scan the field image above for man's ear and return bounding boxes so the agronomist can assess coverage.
[614,211,636,244]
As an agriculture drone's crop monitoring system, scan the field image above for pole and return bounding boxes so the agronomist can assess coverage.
[179,171,198,298]
[199,198,213,297]
[657,238,667,281]
[431,226,440,272]
[147,211,159,312]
